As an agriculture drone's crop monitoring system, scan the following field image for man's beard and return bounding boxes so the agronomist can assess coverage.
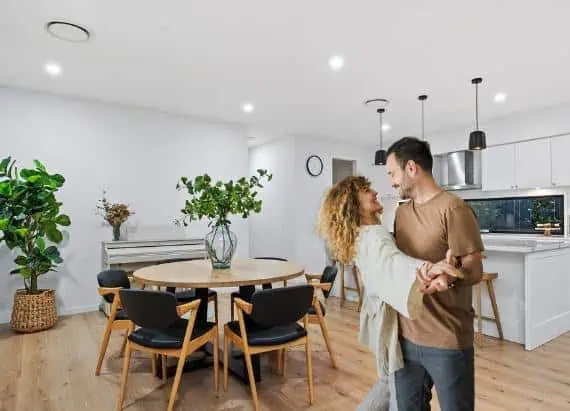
[396,185,411,200]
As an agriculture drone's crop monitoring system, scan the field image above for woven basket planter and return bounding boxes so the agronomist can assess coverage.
[10,289,58,333]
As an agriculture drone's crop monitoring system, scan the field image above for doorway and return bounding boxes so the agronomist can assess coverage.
[332,158,356,184]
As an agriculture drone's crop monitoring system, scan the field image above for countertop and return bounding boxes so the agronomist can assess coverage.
[481,234,570,253]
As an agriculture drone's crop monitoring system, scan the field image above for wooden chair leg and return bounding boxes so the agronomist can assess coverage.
[120,331,128,357]
[305,338,315,405]
[214,296,219,325]
[486,280,504,340]
[475,282,482,346]
[151,353,157,376]
[276,350,283,375]
[213,330,219,394]
[95,320,114,376]
[116,343,133,411]
[244,351,260,411]
[223,331,229,392]
[162,355,168,382]
[167,351,188,411]
[317,314,337,368]
[282,348,287,376]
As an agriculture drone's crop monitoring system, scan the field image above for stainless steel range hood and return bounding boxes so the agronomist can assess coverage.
[433,150,481,191]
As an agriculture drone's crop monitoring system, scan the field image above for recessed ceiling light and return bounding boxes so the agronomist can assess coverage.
[44,62,62,77]
[494,92,507,103]
[382,124,391,132]
[46,21,90,42]
[242,103,254,113]
[328,55,344,71]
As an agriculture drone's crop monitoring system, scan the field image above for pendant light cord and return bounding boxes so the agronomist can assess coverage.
[475,82,479,130]
[378,110,383,149]
[421,100,425,140]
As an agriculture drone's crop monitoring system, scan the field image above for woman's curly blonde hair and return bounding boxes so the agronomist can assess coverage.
[317,176,381,264]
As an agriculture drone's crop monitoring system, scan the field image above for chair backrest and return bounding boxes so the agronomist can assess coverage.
[97,269,131,303]
[320,265,338,299]
[249,285,313,327]
[119,289,180,330]
[254,256,288,262]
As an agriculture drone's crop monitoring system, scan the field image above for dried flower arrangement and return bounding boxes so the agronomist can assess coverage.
[96,191,134,240]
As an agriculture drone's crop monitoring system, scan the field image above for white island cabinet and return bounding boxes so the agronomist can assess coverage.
[479,236,570,350]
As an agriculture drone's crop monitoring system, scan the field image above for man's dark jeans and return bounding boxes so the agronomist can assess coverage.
[394,338,474,411]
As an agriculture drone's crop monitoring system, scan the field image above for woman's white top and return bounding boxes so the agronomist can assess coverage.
[354,224,424,377]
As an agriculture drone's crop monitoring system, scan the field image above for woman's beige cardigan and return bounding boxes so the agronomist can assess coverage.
[354,225,424,377]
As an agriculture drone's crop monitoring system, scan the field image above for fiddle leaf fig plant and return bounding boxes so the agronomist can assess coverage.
[176,169,272,227]
[0,157,71,294]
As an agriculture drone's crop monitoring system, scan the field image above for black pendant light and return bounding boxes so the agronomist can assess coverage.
[418,94,428,140]
[364,98,389,165]
[469,77,487,150]
[374,108,387,165]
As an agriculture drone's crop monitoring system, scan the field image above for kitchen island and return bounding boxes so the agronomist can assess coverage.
[479,235,570,350]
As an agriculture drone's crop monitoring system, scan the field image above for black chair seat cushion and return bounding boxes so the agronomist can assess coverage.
[114,309,129,321]
[227,321,307,346]
[175,289,217,303]
[128,318,215,349]
[308,301,326,316]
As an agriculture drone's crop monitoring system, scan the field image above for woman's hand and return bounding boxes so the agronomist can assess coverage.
[416,258,460,294]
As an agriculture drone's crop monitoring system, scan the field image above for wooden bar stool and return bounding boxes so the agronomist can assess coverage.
[474,272,504,345]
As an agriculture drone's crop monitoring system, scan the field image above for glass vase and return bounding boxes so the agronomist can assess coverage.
[112,224,121,241]
[205,224,237,269]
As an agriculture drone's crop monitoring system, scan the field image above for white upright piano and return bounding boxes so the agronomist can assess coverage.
[99,238,207,314]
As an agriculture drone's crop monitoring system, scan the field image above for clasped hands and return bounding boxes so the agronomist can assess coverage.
[416,250,462,295]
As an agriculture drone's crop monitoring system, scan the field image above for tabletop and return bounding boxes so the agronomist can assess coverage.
[133,258,305,288]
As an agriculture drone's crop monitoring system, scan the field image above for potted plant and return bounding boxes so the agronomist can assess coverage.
[0,157,71,332]
[96,191,135,241]
[176,169,272,269]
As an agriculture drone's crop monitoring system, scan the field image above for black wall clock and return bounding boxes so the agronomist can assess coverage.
[306,154,323,177]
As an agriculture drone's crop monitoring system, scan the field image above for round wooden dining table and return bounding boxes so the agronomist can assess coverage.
[133,258,305,383]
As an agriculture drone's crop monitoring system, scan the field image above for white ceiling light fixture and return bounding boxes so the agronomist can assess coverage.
[44,62,63,77]
[46,21,90,42]
[494,92,507,103]
[242,103,254,113]
[328,55,344,71]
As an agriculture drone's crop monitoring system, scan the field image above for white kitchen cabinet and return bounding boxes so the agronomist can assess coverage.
[550,135,570,187]
[482,144,516,190]
[514,139,551,189]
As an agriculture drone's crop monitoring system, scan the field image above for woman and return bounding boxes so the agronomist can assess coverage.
[317,176,458,411]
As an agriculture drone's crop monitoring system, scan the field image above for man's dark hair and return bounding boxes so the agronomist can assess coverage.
[386,137,433,174]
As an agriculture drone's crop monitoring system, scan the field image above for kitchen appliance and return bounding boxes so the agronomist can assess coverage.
[433,149,482,191]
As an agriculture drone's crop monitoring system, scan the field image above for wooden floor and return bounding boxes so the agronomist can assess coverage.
[1,295,570,411]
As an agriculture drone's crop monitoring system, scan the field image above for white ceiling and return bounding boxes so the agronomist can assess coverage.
[2,1,570,146]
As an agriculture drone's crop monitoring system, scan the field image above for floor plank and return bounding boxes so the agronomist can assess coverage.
[1,295,569,410]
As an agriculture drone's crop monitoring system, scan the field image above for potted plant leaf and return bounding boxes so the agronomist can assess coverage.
[176,169,272,269]
[0,157,71,332]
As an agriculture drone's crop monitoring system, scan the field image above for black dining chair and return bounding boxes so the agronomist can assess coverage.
[95,269,133,376]
[224,285,315,411]
[230,256,289,320]
[305,265,339,368]
[116,289,218,411]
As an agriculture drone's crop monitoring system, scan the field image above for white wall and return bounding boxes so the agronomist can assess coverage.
[248,137,295,259]
[0,87,250,322]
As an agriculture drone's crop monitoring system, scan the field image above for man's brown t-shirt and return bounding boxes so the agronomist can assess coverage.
[394,190,484,349]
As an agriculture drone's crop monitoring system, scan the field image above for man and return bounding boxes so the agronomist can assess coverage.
[385,137,484,411]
